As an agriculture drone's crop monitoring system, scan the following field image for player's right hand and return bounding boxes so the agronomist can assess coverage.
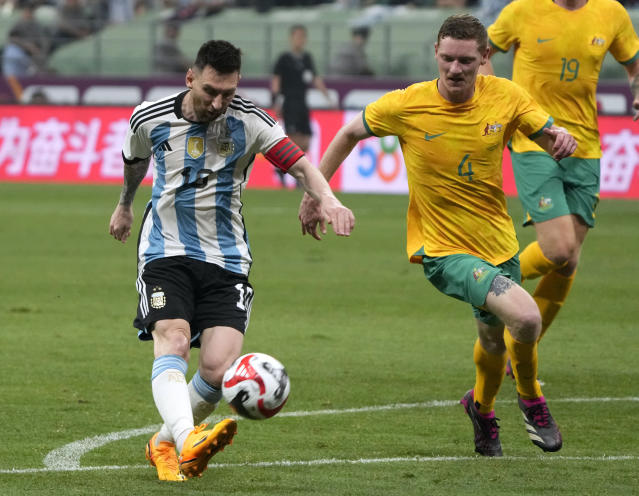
[543,126,577,160]
[298,192,324,240]
[109,204,134,243]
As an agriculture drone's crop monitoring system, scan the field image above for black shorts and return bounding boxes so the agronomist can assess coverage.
[134,256,254,347]
[282,103,312,136]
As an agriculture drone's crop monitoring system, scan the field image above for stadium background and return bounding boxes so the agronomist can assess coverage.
[1,3,638,198]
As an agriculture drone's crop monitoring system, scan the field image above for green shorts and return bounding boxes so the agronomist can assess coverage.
[511,151,599,227]
[422,253,521,326]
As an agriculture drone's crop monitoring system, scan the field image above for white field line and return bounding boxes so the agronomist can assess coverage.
[4,455,639,475]
[2,396,637,475]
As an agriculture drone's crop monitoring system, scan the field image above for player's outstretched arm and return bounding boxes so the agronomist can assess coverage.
[533,125,577,161]
[288,157,354,239]
[109,158,150,243]
[297,113,370,239]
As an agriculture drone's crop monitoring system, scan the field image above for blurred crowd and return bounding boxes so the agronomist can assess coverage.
[2,0,639,80]
[0,0,230,77]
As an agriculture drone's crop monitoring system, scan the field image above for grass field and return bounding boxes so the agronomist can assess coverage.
[1,183,638,495]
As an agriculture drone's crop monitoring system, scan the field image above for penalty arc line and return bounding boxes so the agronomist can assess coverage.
[12,395,639,474]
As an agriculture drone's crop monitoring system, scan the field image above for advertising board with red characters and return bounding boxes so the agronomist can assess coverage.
[0,107,637,199]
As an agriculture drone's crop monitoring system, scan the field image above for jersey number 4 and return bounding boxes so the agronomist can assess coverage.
[457,154,474,182]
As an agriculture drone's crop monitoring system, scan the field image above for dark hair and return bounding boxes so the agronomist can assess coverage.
[193,40,241,74]
[437,14,487,52]
[352,26,370,40]
[290,24,307,35]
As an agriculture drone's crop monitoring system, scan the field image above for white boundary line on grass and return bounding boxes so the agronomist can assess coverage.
[4,455,639,475]
[2,396,637,475]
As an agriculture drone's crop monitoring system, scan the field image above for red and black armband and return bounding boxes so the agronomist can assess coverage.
[264,137,305,172]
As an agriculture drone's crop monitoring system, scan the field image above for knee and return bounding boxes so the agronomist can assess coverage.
[152,321,191,358]
[508,309,541,343]
[543,240,579,270]
[480,336,506,355]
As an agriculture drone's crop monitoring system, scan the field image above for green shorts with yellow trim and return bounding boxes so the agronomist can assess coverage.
[422,253,521,326]
[511,151,599,227]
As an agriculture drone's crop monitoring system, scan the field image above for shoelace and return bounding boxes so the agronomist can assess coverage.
[155,443,180,470]
[527,403,550,427]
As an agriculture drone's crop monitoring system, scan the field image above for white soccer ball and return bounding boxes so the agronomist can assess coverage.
[222,352,290,420]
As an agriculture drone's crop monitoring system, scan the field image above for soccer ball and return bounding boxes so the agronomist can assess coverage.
[222,352,290,420]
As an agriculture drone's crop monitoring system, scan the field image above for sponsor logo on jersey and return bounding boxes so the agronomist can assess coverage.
[538,196,553,211]
[424,132,446,141]
[537,37,554,44]
[591,36,606,47]
[187,136,204,159]
[150,287,166,309]
[482,122,503,136]
[473,267,489,282]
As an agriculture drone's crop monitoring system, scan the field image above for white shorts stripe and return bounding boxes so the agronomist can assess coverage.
[136,270,149,318]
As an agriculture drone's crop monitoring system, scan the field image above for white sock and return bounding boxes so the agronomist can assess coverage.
[156,369,222,445]
[190,369,223,424]
[151,355,193,452]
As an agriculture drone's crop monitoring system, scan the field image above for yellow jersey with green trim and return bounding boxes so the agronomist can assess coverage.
[363,75,552,266]
[488,0,639,158]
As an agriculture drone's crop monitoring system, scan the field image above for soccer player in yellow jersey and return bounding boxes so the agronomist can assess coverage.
[299,14,578,456]
[482,0,639,362]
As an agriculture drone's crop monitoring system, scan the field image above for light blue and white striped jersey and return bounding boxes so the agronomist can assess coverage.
[123,90,285,276]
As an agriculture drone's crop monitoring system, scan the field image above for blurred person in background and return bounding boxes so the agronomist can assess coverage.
[481,0,639,376]
[50,0,94,52]
[2,0,49,76]
[152,20,191,74]
[328,25,374,77]
[271,24,335,186]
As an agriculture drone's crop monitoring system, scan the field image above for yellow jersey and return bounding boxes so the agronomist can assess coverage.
[363,75,552,266]
[488,0,639,157]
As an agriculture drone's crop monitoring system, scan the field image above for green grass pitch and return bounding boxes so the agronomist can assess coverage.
[0,183,638,495]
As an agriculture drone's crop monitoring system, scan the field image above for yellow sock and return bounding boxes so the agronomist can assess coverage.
[473,339,507,414]
[519,241,564,281]
[503,330,542,400]
[534,270,576,341]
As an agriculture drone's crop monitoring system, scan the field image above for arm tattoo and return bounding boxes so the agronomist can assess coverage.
[488,275,514,297]
[119,159,150,206]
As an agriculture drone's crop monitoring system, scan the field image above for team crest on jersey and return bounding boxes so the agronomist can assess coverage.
[473,267,489,282]
[482,122,503,136]
[538,196,553,211]
[150,287,166,309]
[187,137,204,159]
[216,137,235,157]
[590,36,606,47]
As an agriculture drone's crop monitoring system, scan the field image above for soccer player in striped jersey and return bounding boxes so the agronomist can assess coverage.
[482,0,639,365]
[300,14,576,456]
[109,39,354,481]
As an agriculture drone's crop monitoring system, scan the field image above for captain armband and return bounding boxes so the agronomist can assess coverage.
[264,137,305,172]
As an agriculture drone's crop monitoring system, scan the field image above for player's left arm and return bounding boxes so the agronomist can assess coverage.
[287,157,355,238]
[624,57,639,120]
[533,125,577,161]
